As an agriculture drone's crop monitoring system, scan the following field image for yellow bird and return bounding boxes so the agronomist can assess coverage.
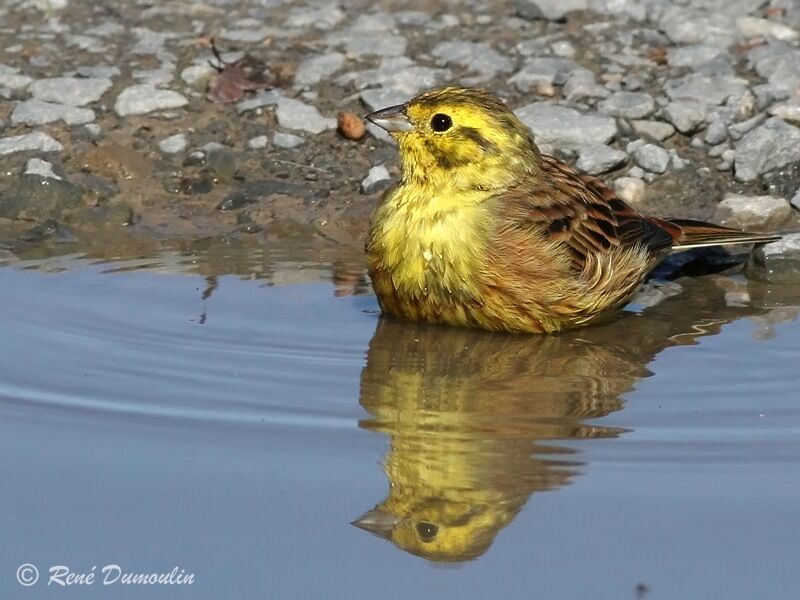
[365,87,779,334]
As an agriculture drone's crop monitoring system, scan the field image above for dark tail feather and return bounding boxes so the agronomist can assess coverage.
[650,217,782,251]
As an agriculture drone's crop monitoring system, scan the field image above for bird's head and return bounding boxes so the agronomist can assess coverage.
[366,87,542,190]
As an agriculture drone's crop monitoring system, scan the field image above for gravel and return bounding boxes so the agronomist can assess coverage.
[272,132,305,149]
[24,158,61,180]
[663,100,707,134]
[115,84,188,116]
[158,134,188,154]
[734,118,800,182]
[11,99,95,126]
[576,144,627,175]
[632,143,670,174]
[598,92,655,119]
[30,77,113,106]
[747,234,800,284]
[295,52,346,86]
[432,41,514,81]
[360,165,392,194]
[275,98,335,134]
[0,131,63,156]
[515,103,618,150]
[713,194,794,231]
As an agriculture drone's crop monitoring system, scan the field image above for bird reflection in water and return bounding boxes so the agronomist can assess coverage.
[352,278,772,562]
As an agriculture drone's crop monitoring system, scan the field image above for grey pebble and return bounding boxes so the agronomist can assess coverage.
[663,100,707,134]
[598,91,655,119]
[11,99,95,126]
[0,132,64,156]
[273,132,304,149]
[734,118,800,182]
[631,120,675,141]
[432,41,513,81]
[705,120,728,145]
[748,234,800,284]
[247,135,269,150]
[295,53,346,86]
[713,194,793,231]
[275,98,335,134]
[115,84,188,117]
[516,103,618,150]
[633,143,670,174]
[360,165,393,194]
[30,77,113,106]
[24,158,61,180]
[158,134,188,154]
[575,144,627,175]
[516,0,588,21]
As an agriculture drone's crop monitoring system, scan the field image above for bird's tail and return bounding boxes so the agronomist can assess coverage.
[650,217,782,251]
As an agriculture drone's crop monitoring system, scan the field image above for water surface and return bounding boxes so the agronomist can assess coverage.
[1,252,798,599]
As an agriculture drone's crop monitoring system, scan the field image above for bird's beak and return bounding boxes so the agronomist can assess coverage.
[365,104,414,133]
[351,508,400,539]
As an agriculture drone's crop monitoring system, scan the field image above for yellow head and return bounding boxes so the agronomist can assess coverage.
[366,87,542,190]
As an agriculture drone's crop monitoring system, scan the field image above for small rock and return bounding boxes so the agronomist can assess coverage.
[598,92,655,119]
[663,100,707,134]
[705,120,728,145]
[516,0,588,21]
[360,165,392,194]
[181,64,216,89]
[667,44,724,68]
[509,57,580,90]
[575,144,627,175]
[729,114,767,141]
[115,84,188,117]
[613,177,646,205]
[747,234,800,284]
[0,131,63,156]
[734,118,800,182]
[30,77,113,106]
[235,90,282,114]
[275,98,335,134]
[19,219,77,244]
[713,194,793,231]
[631,120,675,141]
[24,158,61,180]
[791,190,800,211]
[247,135,268,149]
[431,41,514,81]
[273,132,304,149]
[0,64,33,89]
[516,103,618,150]
[337,111,366,140]
[632,143,670,174]
[11,99,95,126]
[563,69,610,100]
[737,17,799,42]
[295,52,346,86]
[158,134,188,154]
[665,73,748,106]
[768,100,800,126]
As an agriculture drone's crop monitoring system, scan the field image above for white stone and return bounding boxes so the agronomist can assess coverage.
[272,132,304,149]
[158,133,188,154]
[247,135,268,149]
[30,77,113,106]
[115,84,188,116]
[24,158,61,180]
[11,99,95,126]
[0,132,63,156]
[275,98,335,134]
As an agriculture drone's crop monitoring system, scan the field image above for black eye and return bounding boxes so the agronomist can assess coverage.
[416,521,439,542]
[431,113,452,132]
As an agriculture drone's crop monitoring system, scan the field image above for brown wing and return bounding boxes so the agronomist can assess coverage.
[500,155,674,272]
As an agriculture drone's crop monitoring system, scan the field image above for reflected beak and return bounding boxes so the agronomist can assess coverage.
[365,104,414,133]
[351,508,400,539]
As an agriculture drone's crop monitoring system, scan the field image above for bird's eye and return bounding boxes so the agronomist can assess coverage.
[431,113,452,132]
[416,521,439,542]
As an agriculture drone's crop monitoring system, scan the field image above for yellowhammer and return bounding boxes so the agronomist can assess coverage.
[365,87,779,334]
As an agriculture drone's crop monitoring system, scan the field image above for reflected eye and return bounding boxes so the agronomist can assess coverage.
[416,521,439,542]
[431,113,452,132]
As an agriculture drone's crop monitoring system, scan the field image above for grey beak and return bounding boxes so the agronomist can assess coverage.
[351,508,401,539]
[365,104,414,132]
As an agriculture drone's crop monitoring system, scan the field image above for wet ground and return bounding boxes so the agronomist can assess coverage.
[1,248,799,599]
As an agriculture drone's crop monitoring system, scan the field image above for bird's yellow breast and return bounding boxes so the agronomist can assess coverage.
[368,184,495,304]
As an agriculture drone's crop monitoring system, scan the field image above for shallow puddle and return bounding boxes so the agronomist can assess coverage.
[1,251,798,599]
